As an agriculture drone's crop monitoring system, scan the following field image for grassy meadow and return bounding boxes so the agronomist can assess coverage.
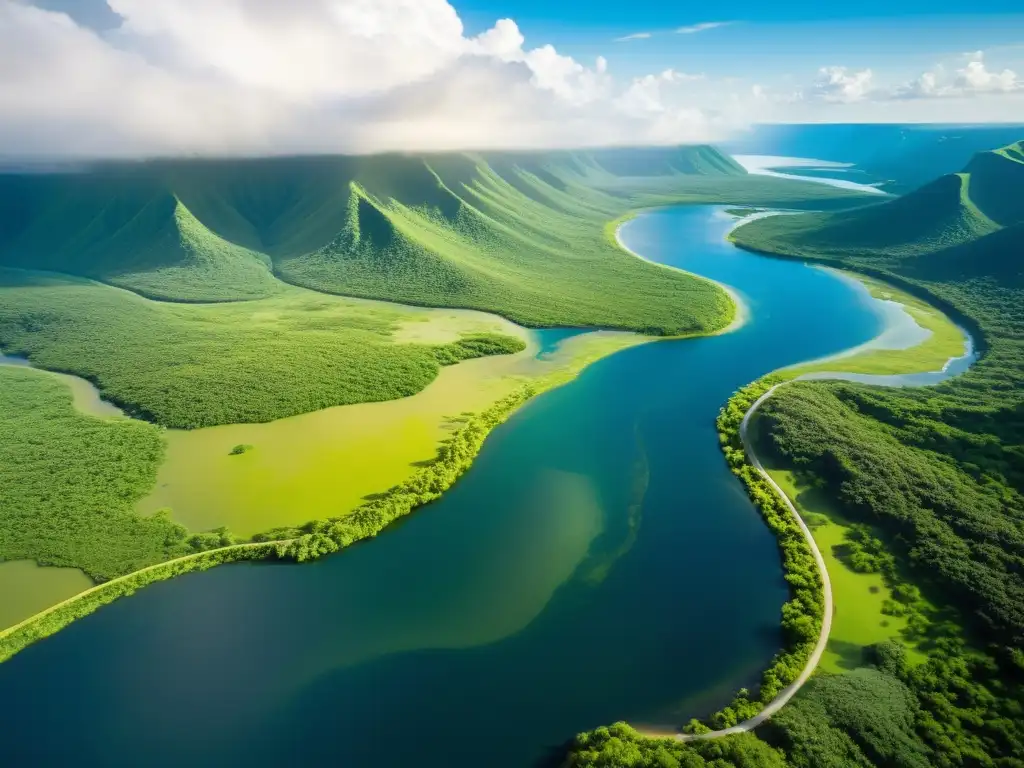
[763,465,925,673]
[0,560,93,630]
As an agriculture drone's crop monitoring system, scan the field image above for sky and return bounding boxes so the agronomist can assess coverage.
[1,0,1022,158]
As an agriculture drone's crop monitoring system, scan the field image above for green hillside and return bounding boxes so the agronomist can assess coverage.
[729,160,1012,261]
[907,222,1024,288]
[724,140,1024,767]
[962,141,1024,226]
[0,175,282,302]
[0,147,864,333]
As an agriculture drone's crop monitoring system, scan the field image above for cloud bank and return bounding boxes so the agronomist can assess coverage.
[800,53,1020,105]
[0,0,739,158]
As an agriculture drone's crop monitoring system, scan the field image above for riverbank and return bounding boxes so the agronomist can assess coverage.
[610,212,750,336]
[0,194,750,657]
[0,322,651,659]
[625,209,976,740]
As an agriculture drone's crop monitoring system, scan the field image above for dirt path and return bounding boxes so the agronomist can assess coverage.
[678,383,834,741]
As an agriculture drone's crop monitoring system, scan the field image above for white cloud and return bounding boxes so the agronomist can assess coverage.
[891,51,1019,100]
[675,21,730,35]
[0,0,739,158]
[614,32,651,42]
[956,51,1019,93]
[811,66,874,103]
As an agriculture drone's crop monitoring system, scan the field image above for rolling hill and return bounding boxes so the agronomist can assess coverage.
[0,146,863,333]
[729,140,1024,268]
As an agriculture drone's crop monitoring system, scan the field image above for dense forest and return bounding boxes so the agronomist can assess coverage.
[0,269,525,428]
[0,366,230,581]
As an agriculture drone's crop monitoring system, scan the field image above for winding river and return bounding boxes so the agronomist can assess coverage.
[0,203,962,766]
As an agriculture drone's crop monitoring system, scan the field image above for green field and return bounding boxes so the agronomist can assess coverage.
[763,465,924,673]
[0,560,93,630]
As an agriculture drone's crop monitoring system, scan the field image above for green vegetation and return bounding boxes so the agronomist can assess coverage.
[0,149,869,334]
[228,444,253,456]
[705,377,824,729]
[762,638,1024,768]
[718,139,1024,767]
[0,146,875,663]
[786,275,967,377]
[0,365,224,581]
[0,269,524,429]
[0,542,280,664]
[568,723,787,768]
[0,378,546,662]
[266,384,540,560]
[763,467,925,673]
[0,560,92,630]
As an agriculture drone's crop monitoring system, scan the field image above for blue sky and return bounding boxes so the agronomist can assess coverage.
[450,2,1024,85]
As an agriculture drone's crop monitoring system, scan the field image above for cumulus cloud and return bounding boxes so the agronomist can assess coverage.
[893,52,1020,99]
[810,66,874,103]
[675,21,731,35]
[0,0,744,158]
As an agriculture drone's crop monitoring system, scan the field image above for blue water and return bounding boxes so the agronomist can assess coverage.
[0,206,891,767]
[532,328,590,359]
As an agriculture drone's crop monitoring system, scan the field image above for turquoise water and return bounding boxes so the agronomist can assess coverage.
[0,206,891,767]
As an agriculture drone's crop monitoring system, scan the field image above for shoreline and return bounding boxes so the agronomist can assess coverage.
[0,303,653,662]
[612,212,750,337]
[620,207,980,742]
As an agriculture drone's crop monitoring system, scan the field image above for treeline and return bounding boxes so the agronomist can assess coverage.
[769,638,1024,767]
[267,385,537,561]
[0,366,232,582]
[0,270,528,430]
[568,723,787,768]
[430,333,526,365]
[698,376,825,730]
[0,542,278,664]
[1,380,542,662]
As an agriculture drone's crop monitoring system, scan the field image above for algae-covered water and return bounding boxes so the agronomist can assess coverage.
[0,206,911,767]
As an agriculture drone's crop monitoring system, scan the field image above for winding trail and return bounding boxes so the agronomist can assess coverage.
[679,382,833,741]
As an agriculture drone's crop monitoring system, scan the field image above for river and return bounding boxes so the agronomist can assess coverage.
[0,203,955,766]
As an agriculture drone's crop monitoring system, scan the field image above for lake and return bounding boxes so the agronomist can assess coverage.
[0,205,901,767]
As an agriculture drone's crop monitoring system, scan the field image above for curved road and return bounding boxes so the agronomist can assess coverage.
[679,383,834,741]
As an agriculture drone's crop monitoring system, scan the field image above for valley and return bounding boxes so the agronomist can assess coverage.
[0,140,1020,768]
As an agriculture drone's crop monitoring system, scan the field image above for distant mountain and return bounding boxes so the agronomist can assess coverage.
[729,140,1024,279]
